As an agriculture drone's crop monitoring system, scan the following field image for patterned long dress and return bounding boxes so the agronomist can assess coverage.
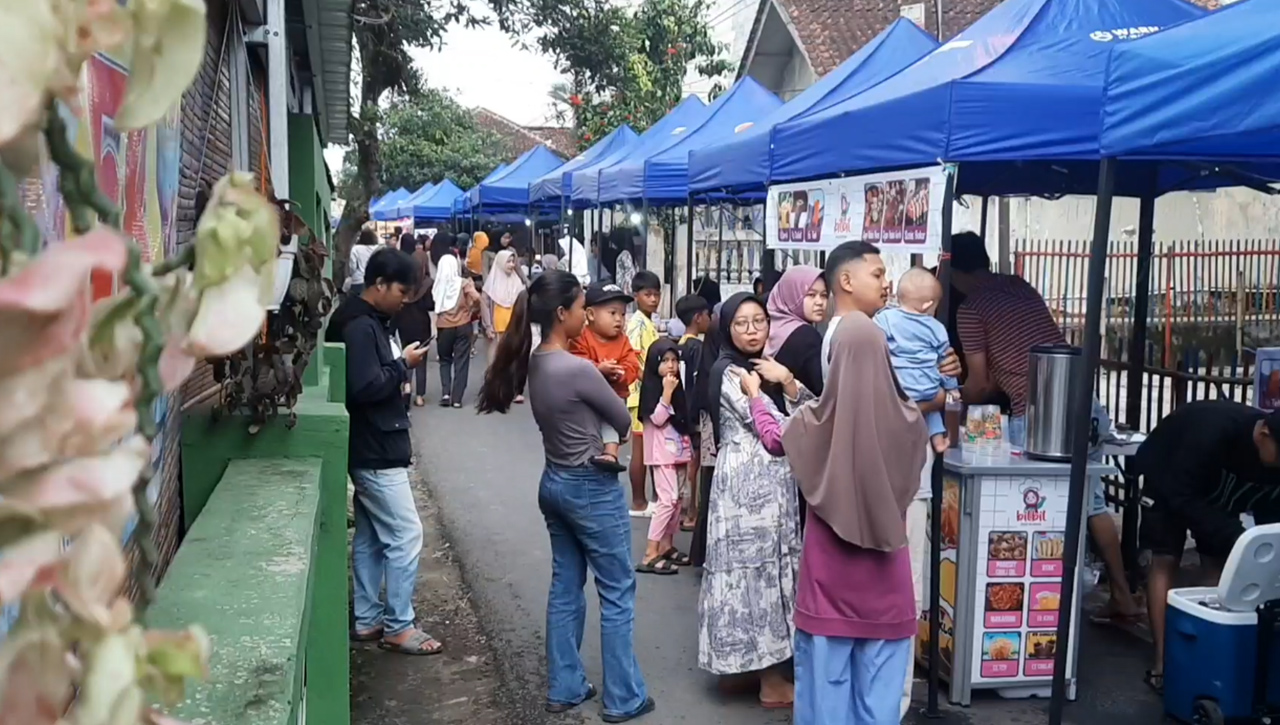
[697,368,807,675]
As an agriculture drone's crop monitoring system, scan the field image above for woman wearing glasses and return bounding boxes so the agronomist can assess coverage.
[698,292,811,709]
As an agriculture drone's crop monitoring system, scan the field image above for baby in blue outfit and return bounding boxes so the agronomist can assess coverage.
[875,267,959,453]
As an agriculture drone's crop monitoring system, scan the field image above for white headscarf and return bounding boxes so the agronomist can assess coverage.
[433,254,462,311]
[558,235,590,285]
[485,249,524,308]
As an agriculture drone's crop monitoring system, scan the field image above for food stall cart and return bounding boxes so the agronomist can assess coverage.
[918,449,1118,705]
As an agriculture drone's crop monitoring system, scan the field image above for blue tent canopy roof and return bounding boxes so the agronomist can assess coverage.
[770,0,1206,197]
[570,95,709,208]
[529,126,639,203]
[1101,0,1280,163]
[407,179,464,221]
[370,187,411,220]
[689,19,938,196]
[598,78,781,205]
[393,182,437,218]
[469,146,565,210]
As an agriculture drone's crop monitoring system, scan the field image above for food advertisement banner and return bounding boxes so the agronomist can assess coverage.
[917,474,961,675]
[764,166,947,253]
[973,475,1072,682]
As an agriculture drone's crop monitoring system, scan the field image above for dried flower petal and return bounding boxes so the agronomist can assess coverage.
[56,524,128,630]
[193,173,279,291]
[73,630,143,725]
[0,532,65,603]
[185,263,270,357]
[0,228,129,376]
[117,0,206,129]
[142,626,210,705]
[0,376,136,481]
[2,435,147,518]
[0,629,74,725]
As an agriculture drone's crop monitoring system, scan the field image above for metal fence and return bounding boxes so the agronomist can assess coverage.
[1013,237,1280,432]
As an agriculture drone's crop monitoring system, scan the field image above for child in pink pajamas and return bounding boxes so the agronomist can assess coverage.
[635,339,692,575]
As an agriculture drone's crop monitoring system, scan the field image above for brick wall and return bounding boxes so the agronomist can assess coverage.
[146,0,267,584]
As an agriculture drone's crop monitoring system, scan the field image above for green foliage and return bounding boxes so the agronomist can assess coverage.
[520,0,731,151]
[377,89,512,191]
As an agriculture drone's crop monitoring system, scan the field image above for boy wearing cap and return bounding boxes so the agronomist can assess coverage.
[570,282,642,473]
[1136,400,1280,692]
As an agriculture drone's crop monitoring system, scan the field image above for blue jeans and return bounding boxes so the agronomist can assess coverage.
[1009,400,1110,517]
[538,463,648,717]
[351,467,424,636]
[794,631,912,725]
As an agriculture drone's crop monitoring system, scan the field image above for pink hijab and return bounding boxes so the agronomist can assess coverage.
[764,265,823,357]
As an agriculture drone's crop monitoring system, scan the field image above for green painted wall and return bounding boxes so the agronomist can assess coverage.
[288,112,333,248]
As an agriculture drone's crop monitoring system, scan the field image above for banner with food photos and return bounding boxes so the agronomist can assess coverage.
[765,166,947,254]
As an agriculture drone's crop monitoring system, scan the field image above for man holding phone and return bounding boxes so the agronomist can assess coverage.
[325,248,441,655]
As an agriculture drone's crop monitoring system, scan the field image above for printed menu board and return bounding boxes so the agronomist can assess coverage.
[971,475,1070,681]
[918,474,961,677]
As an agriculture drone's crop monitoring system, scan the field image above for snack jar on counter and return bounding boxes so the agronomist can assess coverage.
[916,449,1117,705]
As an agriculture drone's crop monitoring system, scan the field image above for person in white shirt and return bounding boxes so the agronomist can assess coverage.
[346,228,379,295]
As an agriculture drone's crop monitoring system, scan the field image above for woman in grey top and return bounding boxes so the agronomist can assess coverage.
[477,270,654,723]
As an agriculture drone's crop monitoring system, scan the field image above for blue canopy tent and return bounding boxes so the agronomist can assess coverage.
[369,187,410,221]
[769,0,1207,198]
[529,125,639,204]
[1100,0,1280,162]
[689,19,938,198]
[598,78,781,205]
[569,95,709,208]
[453,164,508,219]
[406,179,464,222]
[1064,7,1280,724]
[366,192,385,211]
[392,181,437,219]
[468,145,565,211]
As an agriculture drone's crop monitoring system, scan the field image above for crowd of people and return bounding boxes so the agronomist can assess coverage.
[326,222,1280,722]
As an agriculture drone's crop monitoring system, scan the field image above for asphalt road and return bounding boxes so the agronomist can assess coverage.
[407,341,1168,725]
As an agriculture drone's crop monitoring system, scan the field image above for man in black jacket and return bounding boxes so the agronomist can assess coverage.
[1136,400,1280,689]
[327,248,441,655]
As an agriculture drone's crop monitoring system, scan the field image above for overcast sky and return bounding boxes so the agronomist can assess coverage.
[323,21,563,174]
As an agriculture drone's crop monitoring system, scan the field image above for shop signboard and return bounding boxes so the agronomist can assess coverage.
[764,166,947,253]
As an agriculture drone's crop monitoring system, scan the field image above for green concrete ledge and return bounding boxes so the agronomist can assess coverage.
[151,457,322,725]
[324,342,346,405]
[181,382,350,725]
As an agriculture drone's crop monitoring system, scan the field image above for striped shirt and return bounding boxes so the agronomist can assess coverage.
[955,274,1064,416]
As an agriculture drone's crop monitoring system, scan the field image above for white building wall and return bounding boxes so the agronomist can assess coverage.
[684,0,759,98]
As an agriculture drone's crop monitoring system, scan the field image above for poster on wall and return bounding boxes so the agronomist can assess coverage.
[9,44,184,639]
[765,166,948,254]
[1256,348,1280,413]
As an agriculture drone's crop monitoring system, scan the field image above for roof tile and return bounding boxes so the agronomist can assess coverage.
[471,108,576,158]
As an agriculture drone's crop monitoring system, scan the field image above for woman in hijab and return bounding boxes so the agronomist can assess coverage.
[688,309,722,567]
[346,228,379,296]
[698,292,810,708]
[433,253,482,408]
[765,265,828,395]
[558,234,591,285]
[483,249,526,368]
[466,230,488,278]
[394,241,435,406]
[781,312,928,725]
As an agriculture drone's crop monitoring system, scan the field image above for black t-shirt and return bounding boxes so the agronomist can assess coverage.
[1136,399,1280,553]
[774,324,825,397]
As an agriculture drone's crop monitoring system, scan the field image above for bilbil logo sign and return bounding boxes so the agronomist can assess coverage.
[1017,484,1048,524]
[1090,26,1161,42]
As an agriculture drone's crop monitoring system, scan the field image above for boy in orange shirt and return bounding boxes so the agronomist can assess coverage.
[570,282,642,472]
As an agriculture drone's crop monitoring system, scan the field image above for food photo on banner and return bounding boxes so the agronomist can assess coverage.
[766,165,947,253]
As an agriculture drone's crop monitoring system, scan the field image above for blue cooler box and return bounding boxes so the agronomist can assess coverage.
[1164,587,1280,722]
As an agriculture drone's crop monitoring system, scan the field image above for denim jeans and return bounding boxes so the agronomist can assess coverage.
[1009,399,1111,517]
[538,463,648,717]
[351,467,424,636]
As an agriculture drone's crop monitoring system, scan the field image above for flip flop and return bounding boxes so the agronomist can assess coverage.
[545,683,597,714]
[378,629,444,656]
[592,455,627,474]
[680,522,697,532]
[660,548,692,567]
[1144,670,1163,695]
[350,627,383,643]
[760,700,793,710]
[602,696,656,723]
[636,557,679,575]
